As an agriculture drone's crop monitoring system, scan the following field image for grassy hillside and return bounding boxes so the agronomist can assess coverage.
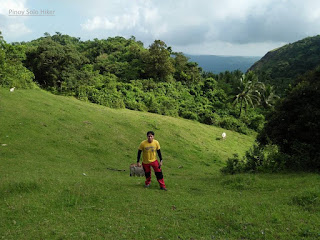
[0,88,319,239]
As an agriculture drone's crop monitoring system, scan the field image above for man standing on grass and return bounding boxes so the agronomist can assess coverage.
[137,131,167,191]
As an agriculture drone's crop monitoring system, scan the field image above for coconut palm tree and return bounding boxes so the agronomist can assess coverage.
[261,84,280,108]
[233,71,264,117]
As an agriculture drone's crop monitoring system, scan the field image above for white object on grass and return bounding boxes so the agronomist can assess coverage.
[10,87,15,92]
[222,132,226,140]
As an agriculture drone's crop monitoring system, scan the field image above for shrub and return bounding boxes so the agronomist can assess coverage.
[124,99,147,111]
[221,144,288,174]
[221,154,245,174]
[247,114,265,132]
[218,116,249,134]
[180,110,198,120]
[198,109,215,125]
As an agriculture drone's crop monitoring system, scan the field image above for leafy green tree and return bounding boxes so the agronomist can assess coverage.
[0,32,35,88]
[94,38,146,81]
[0,31,5,73]
[144,40,174,81]
[202,78,227,104]
[172,52,201,84]
[51,32,81,45]
[258,66,320,171]
[25,38,87,91]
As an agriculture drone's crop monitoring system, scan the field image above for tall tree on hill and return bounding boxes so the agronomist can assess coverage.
[94,37,146,81]
[172,52,201,84]
[25,38,87,91]
[51,32,81,45]
[144,40,174,81]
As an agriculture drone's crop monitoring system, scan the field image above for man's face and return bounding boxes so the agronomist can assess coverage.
[147,134,154,143]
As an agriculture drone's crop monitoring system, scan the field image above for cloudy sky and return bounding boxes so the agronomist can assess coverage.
[1,0,320,56]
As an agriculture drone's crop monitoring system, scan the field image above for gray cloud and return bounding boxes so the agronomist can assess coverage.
[3,0,320,55]
[212,2,320,44]
[155,0,320,47]
[155,25,209,46]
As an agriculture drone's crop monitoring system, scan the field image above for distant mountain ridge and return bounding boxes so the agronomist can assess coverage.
[249,35,320,94]
[186,54,261,73]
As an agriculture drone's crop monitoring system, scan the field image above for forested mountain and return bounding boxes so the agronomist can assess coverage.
[249,35,320,95]
[187,54,261,73]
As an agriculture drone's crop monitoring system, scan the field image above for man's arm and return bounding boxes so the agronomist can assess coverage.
[137,149,142,166]
[157,149,163,167]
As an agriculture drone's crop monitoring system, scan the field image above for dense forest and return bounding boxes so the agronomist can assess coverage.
[0,32,278,134]
[1,31,319,171]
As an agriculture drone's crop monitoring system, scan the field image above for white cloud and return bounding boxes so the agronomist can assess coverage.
[7,22,31,34]
[80,0,168,41]
[0,0,27,15]
[0,0,32,40]
[81,16,115,31]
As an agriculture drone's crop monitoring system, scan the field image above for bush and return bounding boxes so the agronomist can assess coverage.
[241,145,263,172]
[218,116,249,134]
[124,99,147,111]
[0,64,36,89]
[247,114,265,132]
[144,95,160,114]
[221,144,288,174]
[198,109,215,125]
[0,43,36,89]
[180,110,198,120]
[221,154,245,174]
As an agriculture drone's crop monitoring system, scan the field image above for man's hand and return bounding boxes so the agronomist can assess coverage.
[159,160,163,168]
[137,162,141,167]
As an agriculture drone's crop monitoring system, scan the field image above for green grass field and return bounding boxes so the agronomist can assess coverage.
[0,87,319,240]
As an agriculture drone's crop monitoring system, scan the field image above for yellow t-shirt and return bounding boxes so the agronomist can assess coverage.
[138,140,160,164]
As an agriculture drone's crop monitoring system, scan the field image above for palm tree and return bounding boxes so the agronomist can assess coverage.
[261,84,280,108]
[233,71,264,117]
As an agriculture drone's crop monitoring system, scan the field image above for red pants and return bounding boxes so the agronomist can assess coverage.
[142,160,166,188]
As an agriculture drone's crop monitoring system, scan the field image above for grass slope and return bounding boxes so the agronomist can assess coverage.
[0,88,319,240]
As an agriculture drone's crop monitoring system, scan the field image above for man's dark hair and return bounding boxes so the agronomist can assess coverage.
[147,131,155,136]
